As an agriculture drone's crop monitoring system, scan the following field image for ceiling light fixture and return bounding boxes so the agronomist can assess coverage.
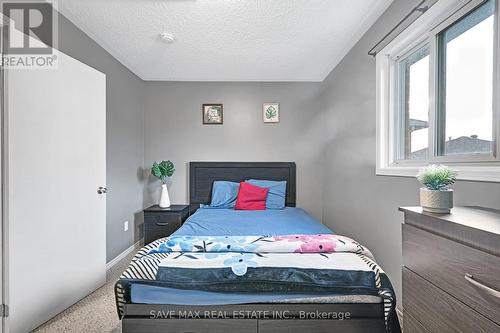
[159,32,175,43]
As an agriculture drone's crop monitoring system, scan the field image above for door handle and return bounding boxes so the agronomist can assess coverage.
[97,186,108,194]
[465,273,500,299]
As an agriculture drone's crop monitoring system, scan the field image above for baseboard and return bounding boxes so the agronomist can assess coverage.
[396,306,403,328]
[396,306,403,317]
[106,239,143,271]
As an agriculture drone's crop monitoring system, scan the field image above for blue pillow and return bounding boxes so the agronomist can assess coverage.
[246,179,286,209]
[210,181,240,208]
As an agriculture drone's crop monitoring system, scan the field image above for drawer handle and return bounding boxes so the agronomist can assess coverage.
[156,222,169,226]
[465,273,500,299]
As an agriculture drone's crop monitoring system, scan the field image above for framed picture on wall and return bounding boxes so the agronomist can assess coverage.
[263,103,279,123]
[202,104,223,124]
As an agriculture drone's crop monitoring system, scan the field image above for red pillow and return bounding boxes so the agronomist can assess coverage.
[235,182,269,210]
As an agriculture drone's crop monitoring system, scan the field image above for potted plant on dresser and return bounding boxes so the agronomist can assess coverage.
[417,164,457,214]
[152,160,175,208]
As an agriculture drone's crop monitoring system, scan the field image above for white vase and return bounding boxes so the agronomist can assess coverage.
[420,188,453,214]
[159,184,171,208]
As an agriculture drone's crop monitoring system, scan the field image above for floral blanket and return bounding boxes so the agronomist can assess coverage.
[148,234,370,255]
[115,235,400,333]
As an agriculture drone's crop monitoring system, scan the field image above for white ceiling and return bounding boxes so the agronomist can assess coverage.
[59,0,393,82]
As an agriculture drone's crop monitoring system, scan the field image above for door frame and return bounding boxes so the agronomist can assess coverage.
[0,35,7,333]
[0,21,7,333]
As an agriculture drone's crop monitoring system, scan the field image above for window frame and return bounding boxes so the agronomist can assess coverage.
[376,0,500,182]
[395,43,430,161]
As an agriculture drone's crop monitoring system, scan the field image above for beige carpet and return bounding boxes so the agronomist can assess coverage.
[32,250,137,333]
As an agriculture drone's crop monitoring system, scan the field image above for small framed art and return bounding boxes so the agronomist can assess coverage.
[202,104,223,124]
[263,103,279,123]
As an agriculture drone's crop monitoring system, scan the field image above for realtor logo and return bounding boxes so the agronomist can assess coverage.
[1,0,58,68]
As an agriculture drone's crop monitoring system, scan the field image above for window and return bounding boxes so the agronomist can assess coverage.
[377,0,500,182]
[437,1,495,156]
[398,46,430,160]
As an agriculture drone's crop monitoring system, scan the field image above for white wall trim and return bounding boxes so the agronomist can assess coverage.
[396,306,403,327]
[377,164,500,183]
[106,239,143,271]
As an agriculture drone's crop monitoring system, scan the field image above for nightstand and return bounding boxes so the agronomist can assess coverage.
[143,204,189,244]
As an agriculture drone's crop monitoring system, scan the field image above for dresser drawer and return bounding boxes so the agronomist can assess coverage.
[144,213,181,244]
[403,268,500,333]
[403,224,500,324]
[403,311,430,333]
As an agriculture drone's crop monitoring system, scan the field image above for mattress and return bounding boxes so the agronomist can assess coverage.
[130,283,382,305]
[172,207,332,236]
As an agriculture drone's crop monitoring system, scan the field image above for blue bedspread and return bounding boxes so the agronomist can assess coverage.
[172,207,332,236]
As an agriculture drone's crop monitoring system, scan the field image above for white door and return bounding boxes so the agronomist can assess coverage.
[5,50,106,333]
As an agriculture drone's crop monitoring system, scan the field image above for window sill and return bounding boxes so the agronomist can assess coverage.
[376,164,500,183]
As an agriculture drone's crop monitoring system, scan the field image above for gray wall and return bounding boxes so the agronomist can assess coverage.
[143,82,325,220]
[56,0,500,291]
[58,15,145,262]
[320,0,500,300]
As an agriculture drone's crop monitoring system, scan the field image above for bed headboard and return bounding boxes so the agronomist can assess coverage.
[189,162,296,210]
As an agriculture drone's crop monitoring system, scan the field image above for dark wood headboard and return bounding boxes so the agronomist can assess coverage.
[189,162,296,210]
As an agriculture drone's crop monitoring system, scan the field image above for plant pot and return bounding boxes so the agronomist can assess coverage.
[159,184,171,208]
[420,188,453,214]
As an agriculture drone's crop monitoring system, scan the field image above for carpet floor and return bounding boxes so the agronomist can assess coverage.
[32,250,137,333]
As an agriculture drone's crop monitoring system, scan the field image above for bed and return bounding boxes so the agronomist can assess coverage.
[116,162,401,333]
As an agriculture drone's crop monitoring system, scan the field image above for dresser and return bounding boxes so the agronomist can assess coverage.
[143,205,189,244]
[400,206,500,332]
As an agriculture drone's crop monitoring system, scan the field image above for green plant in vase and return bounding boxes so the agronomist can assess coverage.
[152,160,175,208]
[417,164,457,214]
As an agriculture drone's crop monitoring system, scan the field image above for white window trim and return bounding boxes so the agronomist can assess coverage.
[376,0,500,182]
